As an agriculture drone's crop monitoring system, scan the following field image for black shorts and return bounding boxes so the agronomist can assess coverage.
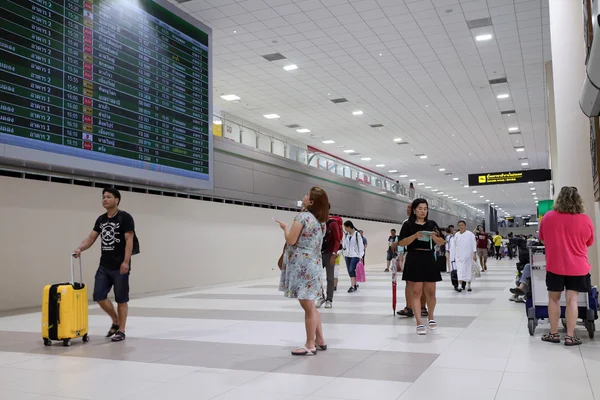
[386,250,396,261]
[93,265,130,303]
[402,250,442,283]
[546,271,591,293]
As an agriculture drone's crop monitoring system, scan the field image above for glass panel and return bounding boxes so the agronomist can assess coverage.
[257,133,271,152]
[241,129,256,147]
[272,138,285,157]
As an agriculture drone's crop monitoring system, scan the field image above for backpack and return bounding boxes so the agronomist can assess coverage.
[321,219,336,253]
[116,212,140,255]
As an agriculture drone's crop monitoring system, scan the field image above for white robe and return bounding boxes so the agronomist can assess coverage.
[452,231,477,282]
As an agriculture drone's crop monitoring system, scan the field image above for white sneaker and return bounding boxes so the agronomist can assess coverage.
[315,298,325,308]
[324,301,332,309]
[416,325,427,335]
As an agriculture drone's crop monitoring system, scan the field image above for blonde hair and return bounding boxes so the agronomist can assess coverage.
[553,186,584,214]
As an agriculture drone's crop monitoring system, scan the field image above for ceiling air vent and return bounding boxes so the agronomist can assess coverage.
[396,142,409,145]
[508,131,522,135]
[467,17,492,29]
[262,53,286,62]
[501,110,516,115]
[286,124,300,128]
[370,124,384,128]
[445,173,453,176]
[489,77,508,85]
[330,98,348,104]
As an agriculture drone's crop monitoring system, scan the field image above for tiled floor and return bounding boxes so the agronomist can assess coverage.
[0,259,598,399]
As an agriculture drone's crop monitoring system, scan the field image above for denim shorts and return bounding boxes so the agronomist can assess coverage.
[93,265,130,304]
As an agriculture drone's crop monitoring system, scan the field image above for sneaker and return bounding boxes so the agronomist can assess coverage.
[324,301,332,309]
[348,287,356,293]
[315,298,325,308]
[416,325,427,335]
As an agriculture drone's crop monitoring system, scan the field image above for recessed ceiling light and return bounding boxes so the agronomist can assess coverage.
[453,178,459,181]
[263,114,280,119]
[425,186,432,189]
[438,192,444,194]
[472,190,478,193]
[322,140,335,144]
[443,194,449,197]
[420,155,427,159]
[352,110,363,116]
[439,168,446,171]
[393,138,403,142]
[486,199,490,202]
[532,193,537,196]
[417,183,425,186]
[432,189,438,192]
[476,34,493,41]
[343,149,355,153]
[509,126,519,132]
[530,187,535,191]
[399,174,408,178]
[521,162,529,166]
[516,147,525,152]
[376,164,386,167]
[528,181,534,184]
[296,128,310,133]
[388,169,398,173]
[464,185,469,188]
[409,179,417,182]
[496,93,510,99]
[221,94,241,101]
[283,64,298,71]
[491,203,495,205]
[361,157,371,161]
[534,197,538,200]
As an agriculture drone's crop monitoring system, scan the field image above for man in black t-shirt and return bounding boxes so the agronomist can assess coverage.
[73,188,135,342]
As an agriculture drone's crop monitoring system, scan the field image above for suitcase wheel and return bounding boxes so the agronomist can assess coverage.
[83,334,89,343]
[43,338,52,347]
[63,339,71,347]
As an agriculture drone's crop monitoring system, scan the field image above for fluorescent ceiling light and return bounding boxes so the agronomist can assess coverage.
[393,138,403,142]
[476,34,493,41]
[296,128,311,133]
[509,126,519,132]
[361,157,371,161]
[496,93,510,99]
[221,94,240,101]
[516,147,525,152]
[439,168,446,171]
[417,183,425,186]
[534,197,539,200]
[420,155,428,159]
[352,110,363,116]
[532,193,537,196]
[443,194,449,197]
[213,119,222,125]
[425,186,432,189]
[528,181,534,184]
[472,190,478,193]
[322,140,335,144]
[453,178,459,181]
[376,164,386,167]
[263,114,280,119]
[530,187,535,191]
[491,203,495,205]
[438,192,444,194]
[464,185,469,188]
[486,199,490,202]
[480,195,485,198]
[388,170,398,173]
[521,162,529,166]
[283,64,298,71]
[343,149,355,153]
[432,189,438,192]
[409,179,417,182]
[399,174,408,178]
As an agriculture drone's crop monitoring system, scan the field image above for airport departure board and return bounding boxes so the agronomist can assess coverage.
[0,0,212,187]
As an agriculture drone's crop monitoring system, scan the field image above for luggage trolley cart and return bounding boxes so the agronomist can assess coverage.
[526,246,598,338]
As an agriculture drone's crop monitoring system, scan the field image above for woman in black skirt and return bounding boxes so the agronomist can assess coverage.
[398,198,446,335]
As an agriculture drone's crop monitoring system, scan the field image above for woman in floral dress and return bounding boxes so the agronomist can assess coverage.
[277,187,329,356]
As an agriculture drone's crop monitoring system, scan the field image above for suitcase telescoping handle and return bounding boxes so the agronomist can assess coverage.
[70,253,83,285]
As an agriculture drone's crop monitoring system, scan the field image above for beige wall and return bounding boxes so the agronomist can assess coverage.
[0,177,396,311]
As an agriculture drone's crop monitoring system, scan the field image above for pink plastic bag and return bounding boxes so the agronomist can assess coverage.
[356,260,366,283]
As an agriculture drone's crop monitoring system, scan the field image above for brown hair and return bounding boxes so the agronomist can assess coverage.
[554,186,584,214]
[307,187,329,223]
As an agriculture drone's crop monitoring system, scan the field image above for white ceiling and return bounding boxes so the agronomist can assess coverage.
[173,0,551,217]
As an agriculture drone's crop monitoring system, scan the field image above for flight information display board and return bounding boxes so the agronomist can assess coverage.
[0,0,212,188]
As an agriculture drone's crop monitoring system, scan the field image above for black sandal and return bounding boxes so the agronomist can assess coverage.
[397,308,414,317]
[106,324,119,338]
[111,331,126,342]
[541,332,560,343]
[316,343,328,351]
[564,335,582,346]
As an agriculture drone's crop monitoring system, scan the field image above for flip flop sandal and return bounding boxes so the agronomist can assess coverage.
[397,308,414,317]
[292,346,317,356]
[316,343,328,351]
[564,335,582,346]
[541,332,560,343]
[111,331,126,342]
[106,324,119,338]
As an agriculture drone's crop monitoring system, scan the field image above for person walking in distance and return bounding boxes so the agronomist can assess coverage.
[320,205,342,309]
[452,221,477,292]
[342,221,364,293]
[398,199,445,334]
[493,232,503,261]
[385,229,398,272]
[73,188,136,342]
[475,227,490,271]
[359,230,368,266]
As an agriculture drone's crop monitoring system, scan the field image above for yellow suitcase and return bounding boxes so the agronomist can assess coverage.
[42,255,89,347]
